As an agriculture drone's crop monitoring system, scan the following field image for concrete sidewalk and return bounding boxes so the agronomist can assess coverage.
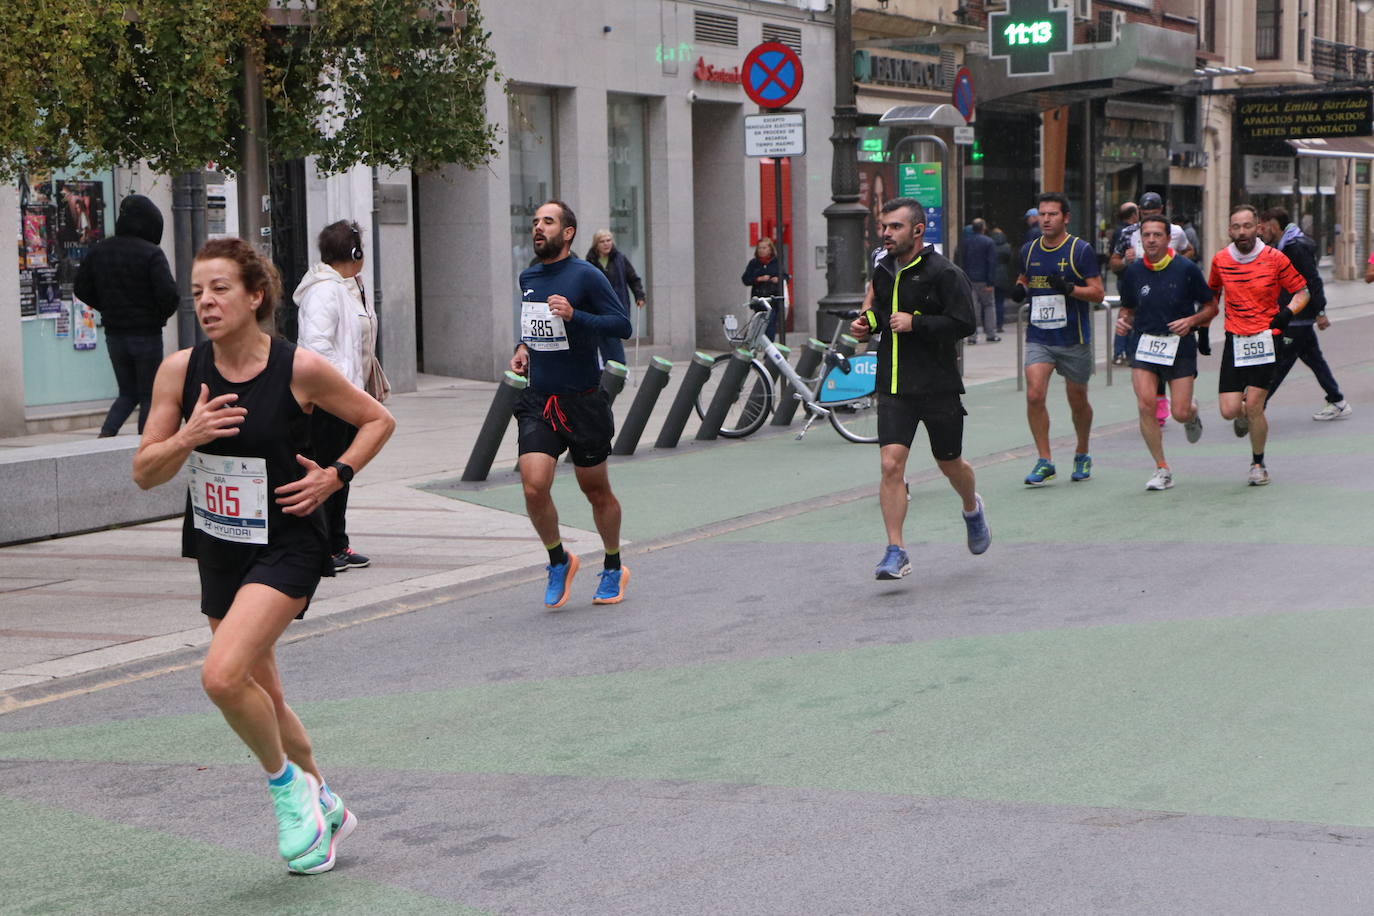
[3,280,1371,699]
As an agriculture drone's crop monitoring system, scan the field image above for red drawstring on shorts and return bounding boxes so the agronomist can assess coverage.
[543,394,571,433]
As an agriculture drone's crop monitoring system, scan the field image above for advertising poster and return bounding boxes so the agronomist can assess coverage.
[55,180,104,284]
[898,162,944,253]
[858,162,896,256]
[22,207,51,269]
[74,299,98,350]
[34,268,61,316]
[54,305,71,338]
[19,270,37,320]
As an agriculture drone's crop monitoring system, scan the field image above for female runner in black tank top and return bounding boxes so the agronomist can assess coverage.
[133,238,394,873]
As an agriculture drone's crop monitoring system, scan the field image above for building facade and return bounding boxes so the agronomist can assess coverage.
[1,1,835,436]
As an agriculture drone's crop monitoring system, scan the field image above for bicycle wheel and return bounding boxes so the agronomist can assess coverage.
[694,357,774,438]
[827,395,879,443]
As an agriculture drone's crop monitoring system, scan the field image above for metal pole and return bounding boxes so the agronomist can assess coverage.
[696,348,754,441]
[817,0,867,340]
[612,356,672,456]
[600,360,628,405]
[237,43,270,260]
[774,157,787,345]
[655,352,715,449]
[461,372,529,482]
[1016,303,1027,392]
[772,337,827,426]
[172,173,198,348]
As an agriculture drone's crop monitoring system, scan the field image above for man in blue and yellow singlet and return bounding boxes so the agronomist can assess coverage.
[1010,191,1105,486]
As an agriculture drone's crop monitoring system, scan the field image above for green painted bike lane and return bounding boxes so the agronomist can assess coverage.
[3,356,1372,910]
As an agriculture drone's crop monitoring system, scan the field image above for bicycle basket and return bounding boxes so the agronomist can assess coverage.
[722,308,768,345]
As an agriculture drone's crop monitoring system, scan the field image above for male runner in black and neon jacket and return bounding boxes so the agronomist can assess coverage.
[849,196,989,581]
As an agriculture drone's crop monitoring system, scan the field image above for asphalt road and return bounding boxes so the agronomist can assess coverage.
[3,320,1374,915]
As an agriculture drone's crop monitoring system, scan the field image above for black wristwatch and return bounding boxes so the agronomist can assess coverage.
[328,461,355,484]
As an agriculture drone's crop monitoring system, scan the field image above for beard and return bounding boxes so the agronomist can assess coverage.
[533,232,564,260]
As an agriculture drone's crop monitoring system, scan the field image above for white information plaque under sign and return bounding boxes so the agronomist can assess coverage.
[953,125,975,145]
[745,113,805,157]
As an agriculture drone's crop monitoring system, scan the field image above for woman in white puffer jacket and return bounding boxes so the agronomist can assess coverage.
[294,220,383,573]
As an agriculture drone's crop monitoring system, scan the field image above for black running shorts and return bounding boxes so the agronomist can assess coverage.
[1218,331,1278,394]
[876,392,965,460]
[197,531,331,619]
[515,387,615,468]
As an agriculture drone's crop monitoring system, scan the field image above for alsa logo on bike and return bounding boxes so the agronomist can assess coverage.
[852,359,876,374]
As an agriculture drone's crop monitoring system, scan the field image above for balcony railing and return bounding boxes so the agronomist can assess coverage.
[1313,37,1372,79]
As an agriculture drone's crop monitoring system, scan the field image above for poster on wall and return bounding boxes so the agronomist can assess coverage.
[54,305,71,338]
[55,180,104,284]
[73,298,98,350]
[22,207,52,269]
[858,162,896,256]
[34,268,61,316]
[19,270,37,320]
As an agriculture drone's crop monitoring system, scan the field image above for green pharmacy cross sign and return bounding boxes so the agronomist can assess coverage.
[988,0,1072,77]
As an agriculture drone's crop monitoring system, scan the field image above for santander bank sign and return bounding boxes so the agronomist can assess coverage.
[694,57,742,84]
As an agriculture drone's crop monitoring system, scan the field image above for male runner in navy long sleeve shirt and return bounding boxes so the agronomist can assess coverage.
[511,200,633,609]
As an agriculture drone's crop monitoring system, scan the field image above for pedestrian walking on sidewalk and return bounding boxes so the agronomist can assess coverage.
[849,197,990,581]
[294,220,390,573]
[1257,208,1352,422]
[512,200,634,608]
[132,237,395,874]
[1115,216,1217,490]
[1207,205,1310,486]
[957,218,1000,343]
[73,194,178,437]
[1011,192,1105,487]
[585,229,645,369]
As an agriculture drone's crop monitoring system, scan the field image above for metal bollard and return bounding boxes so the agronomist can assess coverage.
[1102,296,1119,387]
[600,360,628,404]
[461,371,529,482]
[612,357,672,456]
[1015,303,1028,392]
[696,348,754,441]
[772,337,826,426]
[655,352,715,449]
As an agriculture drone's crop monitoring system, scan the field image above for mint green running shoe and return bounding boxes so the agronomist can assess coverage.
[268,768,326,861]
[288,789,357,875]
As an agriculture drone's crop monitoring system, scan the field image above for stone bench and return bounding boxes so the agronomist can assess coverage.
[0,436,186,545]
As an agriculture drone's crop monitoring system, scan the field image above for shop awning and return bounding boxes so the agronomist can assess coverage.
[1287,136,1374,159]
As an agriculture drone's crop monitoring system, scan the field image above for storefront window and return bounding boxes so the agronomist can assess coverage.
[19,170,117,407]
[607,94,649,335]
[508,89,556,327]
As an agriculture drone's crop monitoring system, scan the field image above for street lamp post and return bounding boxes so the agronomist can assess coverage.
[818,0,870,339]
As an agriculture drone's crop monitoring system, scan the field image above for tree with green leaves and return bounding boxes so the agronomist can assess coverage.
[0,0,499,181]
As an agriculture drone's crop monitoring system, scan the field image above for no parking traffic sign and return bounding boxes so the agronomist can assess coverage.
[742,42,804,109]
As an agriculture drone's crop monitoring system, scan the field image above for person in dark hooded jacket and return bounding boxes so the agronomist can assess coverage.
[74,194,178,436]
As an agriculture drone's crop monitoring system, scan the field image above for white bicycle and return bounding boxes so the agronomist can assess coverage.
[693,297,879,443]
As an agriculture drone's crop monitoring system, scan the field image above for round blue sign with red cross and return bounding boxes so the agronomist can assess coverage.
[742,42,804,109]
[952,67,975,123]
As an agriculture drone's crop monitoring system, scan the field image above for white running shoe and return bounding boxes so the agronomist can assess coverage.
[1313,401,1352,421]
[1247,463,1270,486]
[1146,467,1174,491]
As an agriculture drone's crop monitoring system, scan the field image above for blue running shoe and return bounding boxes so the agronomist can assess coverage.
[544,553,580,609]
[1024,458,1056,487]
[963,496,991,555]
[592,566,630,605]
[874,545,911,580]
[1070,453,1092,481]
